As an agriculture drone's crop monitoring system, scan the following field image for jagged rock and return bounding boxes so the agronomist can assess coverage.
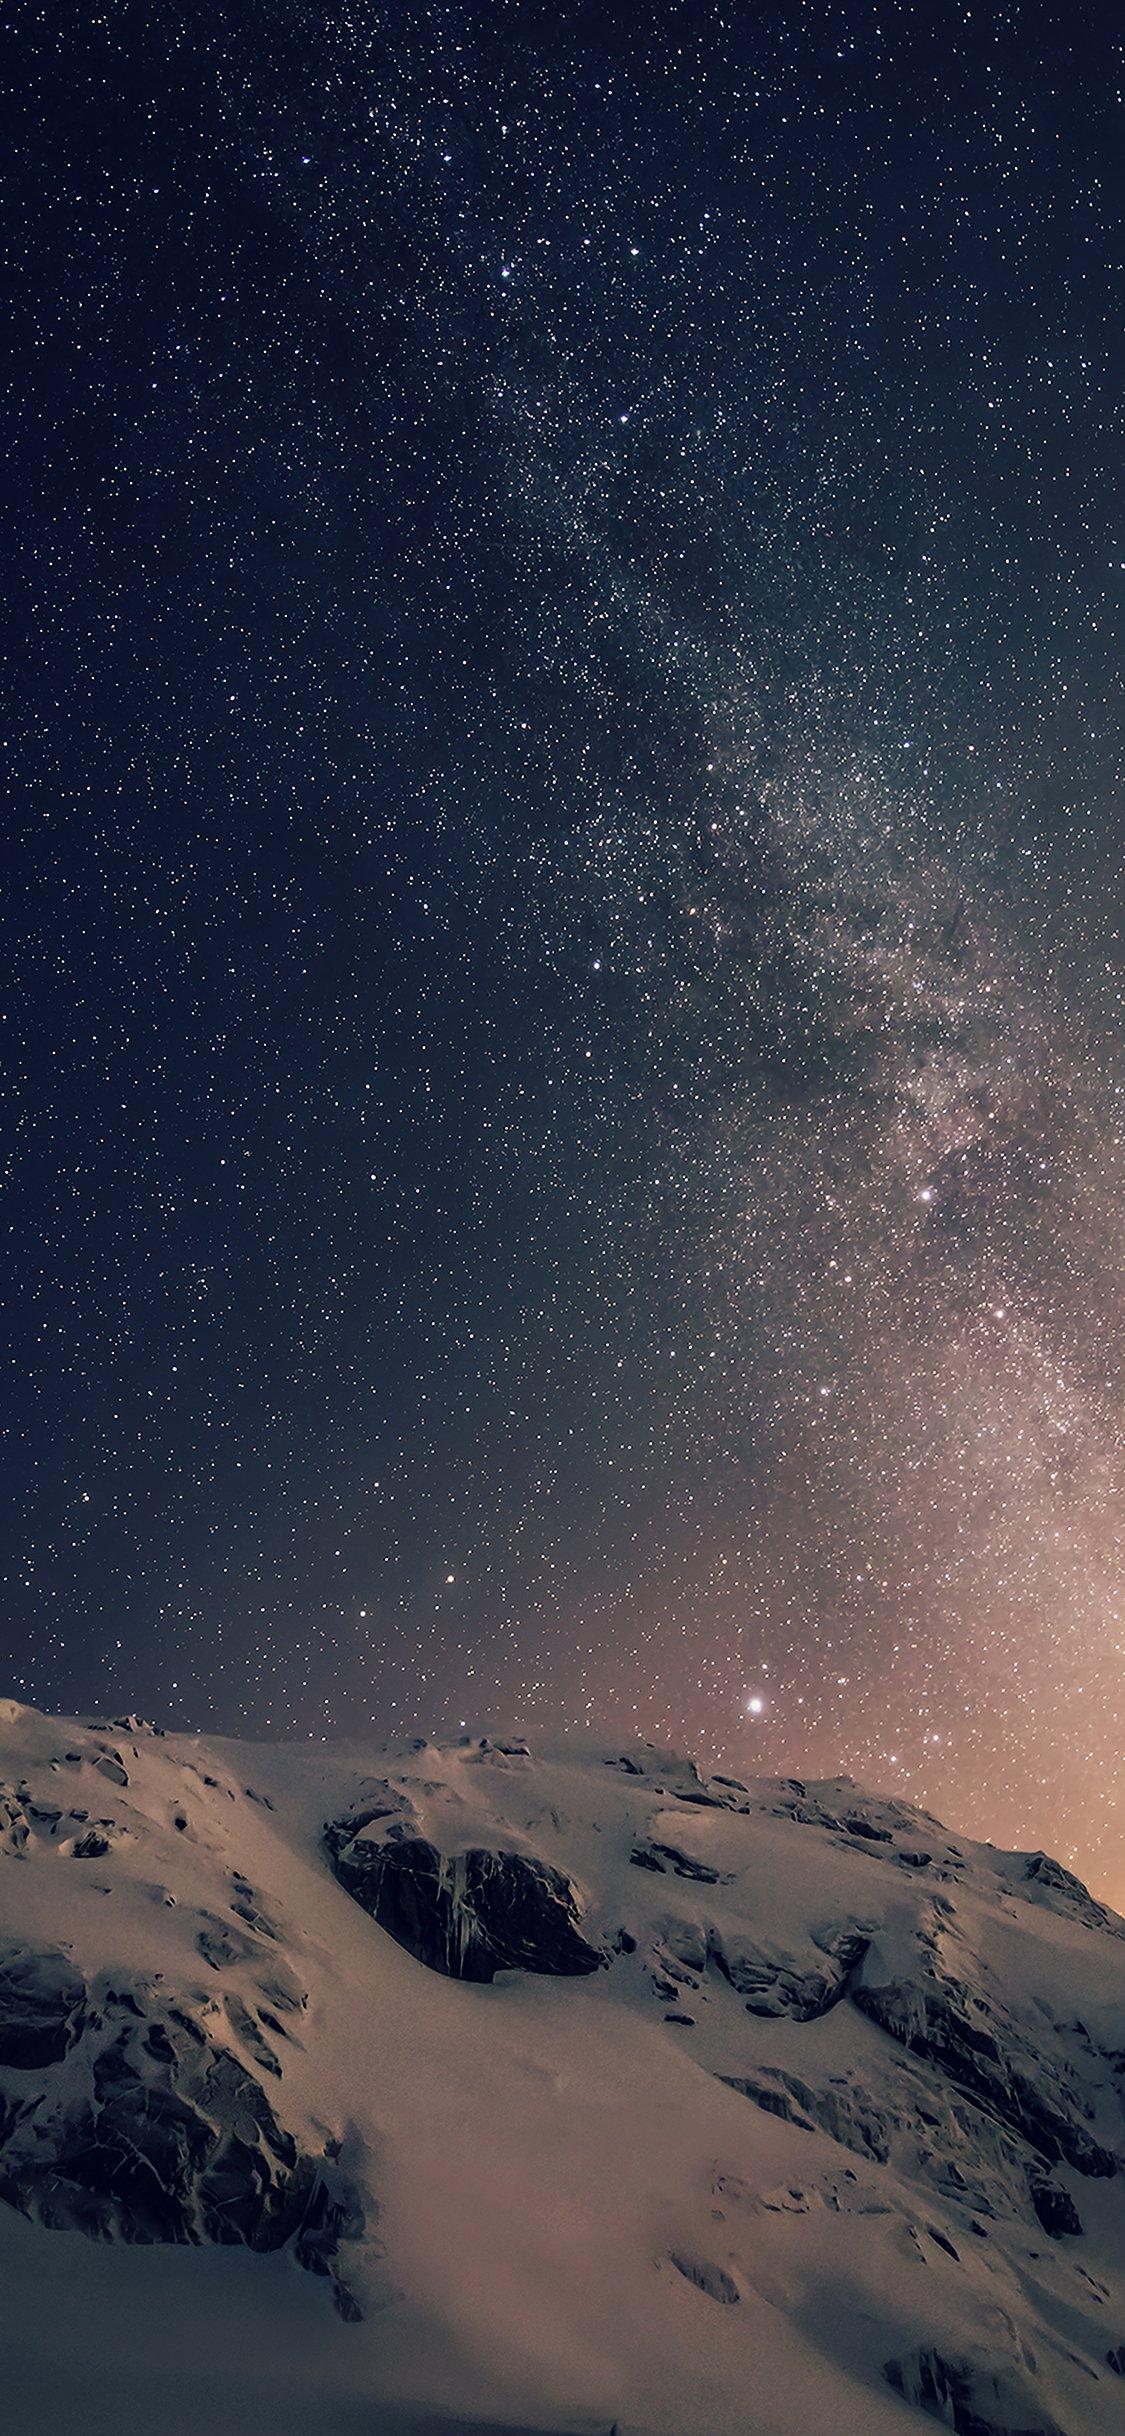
[0,1946,86,2067]
[720,2057,1099,2242]
[0,1964,363,2315]
[884,2344,1063,2435]
[0,1788,30,1856]
[853,1966,1118,2180]
[721,2065,892,2162]
[1020,1853,1121,1938]
[1106,2345,1125,2375]
[709,1923,867,2021]
[1028,2164,1083,2237]
[326,1829,604,1983]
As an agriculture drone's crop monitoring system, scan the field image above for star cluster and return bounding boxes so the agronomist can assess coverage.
[3,4,1123,1895]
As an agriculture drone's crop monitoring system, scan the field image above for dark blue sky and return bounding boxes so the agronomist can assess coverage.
[3,2,1123,1892]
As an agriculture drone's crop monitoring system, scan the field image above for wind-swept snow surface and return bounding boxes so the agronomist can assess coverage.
[0,1700,1122,2436]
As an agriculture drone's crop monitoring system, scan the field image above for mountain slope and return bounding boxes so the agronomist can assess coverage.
[0,1698,1122,2436]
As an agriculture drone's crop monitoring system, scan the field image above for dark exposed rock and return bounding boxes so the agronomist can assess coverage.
[853,1969,1118,2180]
[709,1924,868,2021]
[720,2065,892,2162]
[326,1828,604,1983]
[884,2345,1062,2435]
[0,1962,363,2316]
[629,1845,666,1871]
[670,2251,739,2302]
[229,1877,282,1942]
[0,1946,86,2067]
[0,1789,30,1857]
[197,1915,264,1973]
[647,1842,722,1883]
[1028,2166,1083,2238]
[1020,1853,1122,1938]
[1107,2346,1125,2375]
[71,1828,111,1859]
[93,1753,129,1789]
[721,2056,1096,2242]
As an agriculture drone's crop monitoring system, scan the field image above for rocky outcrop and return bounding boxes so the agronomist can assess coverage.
[710,1923,869,2021]
[721,2055,1092,2240]
[720,2064,892,2162]
[0,1963,363,2317]
[884,2344,1063,2435]
[326,1818,604,1984]
[1019,1852,1123,1939]
[0,1945,86,2068]
[1027,2164,1083,2238]
[669,2250,740,2303]
[853,1961,1117,2181]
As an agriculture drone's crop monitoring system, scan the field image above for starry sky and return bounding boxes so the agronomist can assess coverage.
[4,3,1124,1896]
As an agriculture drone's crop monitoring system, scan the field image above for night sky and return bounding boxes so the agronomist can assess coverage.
[4,5,1124,1897]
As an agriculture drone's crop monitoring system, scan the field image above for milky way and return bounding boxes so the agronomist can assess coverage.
[3,7,1123,1894]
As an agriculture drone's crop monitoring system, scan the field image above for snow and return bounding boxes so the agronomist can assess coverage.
[0,1703,1122,2435]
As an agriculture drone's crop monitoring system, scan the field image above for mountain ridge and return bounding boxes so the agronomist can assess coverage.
[0,1699,1122,2436]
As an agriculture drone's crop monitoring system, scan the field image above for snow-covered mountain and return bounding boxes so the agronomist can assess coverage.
[0,1697,1122,2436]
